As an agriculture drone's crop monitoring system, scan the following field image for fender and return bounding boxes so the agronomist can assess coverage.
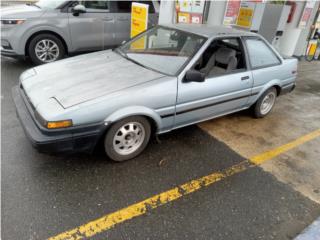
[250,79,281,105]
[20,25,72,55]
[104,106,163,132]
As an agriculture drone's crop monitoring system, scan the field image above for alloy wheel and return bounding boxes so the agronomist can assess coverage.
[35,39,60,63]
[113,122,146,156]
[260,91,276,115]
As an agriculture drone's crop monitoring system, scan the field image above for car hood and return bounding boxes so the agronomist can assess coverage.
[0,4,44,19]
[20,50,165,109]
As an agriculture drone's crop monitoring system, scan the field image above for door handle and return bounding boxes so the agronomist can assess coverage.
[241,76,250,81]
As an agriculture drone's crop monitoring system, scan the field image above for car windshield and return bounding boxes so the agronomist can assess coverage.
[34,0,65,9]
[118,26,207,75]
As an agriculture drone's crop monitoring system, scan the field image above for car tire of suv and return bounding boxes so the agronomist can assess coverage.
[104,116,151,162]
[253,87,277,118]
[28,34,65,65]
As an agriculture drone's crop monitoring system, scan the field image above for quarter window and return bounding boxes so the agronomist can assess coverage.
[245,38,280,68]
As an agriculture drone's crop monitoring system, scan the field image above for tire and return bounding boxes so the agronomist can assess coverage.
[252,87,277,118]
[28,33,65,65]
[104,116,151,162]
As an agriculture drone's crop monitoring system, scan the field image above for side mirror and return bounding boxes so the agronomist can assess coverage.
[184,70,205,83]
[72,4,86,16]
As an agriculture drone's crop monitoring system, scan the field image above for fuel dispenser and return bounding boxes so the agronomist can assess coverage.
[255,3,291,50]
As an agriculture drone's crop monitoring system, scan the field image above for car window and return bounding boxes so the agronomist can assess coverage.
[245,38,280,68]
[81,0,109,10]
[115,1,155,14]
[193,37,246,77]
[116,1,132,13]
[118,26,206,75]
[221,38,239,48]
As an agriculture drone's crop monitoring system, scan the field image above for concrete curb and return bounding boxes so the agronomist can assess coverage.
[294,217,320,240]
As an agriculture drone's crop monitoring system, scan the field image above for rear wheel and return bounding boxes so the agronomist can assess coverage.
[253,87,277,118]
[104,116,151,162]
[28,33,65,65]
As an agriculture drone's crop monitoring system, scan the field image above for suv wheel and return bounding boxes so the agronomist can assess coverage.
[253,87,277,118]
[104,116,151,162]
[28,33,65,65]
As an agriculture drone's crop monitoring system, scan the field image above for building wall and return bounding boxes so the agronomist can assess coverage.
[206,1,227,25]
[158,0,319,57]
[293,1,320,57]
[158,1,175,25]
[278,1,305,56]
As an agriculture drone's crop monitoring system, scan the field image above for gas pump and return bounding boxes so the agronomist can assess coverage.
[255,3,291,50]
[306,9,320,61]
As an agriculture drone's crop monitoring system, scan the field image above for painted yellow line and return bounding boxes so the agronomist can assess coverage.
[48,129,320,240]
[250,129,320,165]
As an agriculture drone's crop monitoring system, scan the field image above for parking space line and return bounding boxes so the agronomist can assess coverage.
[48,129,320,240]
[250,129,320,165]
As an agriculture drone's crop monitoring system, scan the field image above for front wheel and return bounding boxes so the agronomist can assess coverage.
[104,116,151,162]
[28,33,65,65]
[253,87,277,118]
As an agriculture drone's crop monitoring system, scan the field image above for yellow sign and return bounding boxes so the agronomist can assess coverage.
[131,2,149,38]
[236,7,253,28]
[130,2,149,50]
[178,12,190,23]
[307,40,318,56]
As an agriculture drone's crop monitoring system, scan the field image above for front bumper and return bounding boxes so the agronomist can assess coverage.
[1,46,21,58]
[12,85,105,154]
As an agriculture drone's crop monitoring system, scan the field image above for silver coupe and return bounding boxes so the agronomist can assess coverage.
[12,24,298,161]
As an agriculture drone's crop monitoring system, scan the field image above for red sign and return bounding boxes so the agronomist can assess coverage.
[298,1,316,28]
[225,0,241,17]
[223,0,241,25]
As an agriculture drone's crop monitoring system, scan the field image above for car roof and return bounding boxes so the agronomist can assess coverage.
[161,24,258,38]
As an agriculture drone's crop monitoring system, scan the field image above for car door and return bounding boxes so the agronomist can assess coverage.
[175,37,254,127]
[68,1,115,52]
[110,1,158,46]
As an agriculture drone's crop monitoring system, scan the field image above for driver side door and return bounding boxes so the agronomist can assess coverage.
[175,37,254,127]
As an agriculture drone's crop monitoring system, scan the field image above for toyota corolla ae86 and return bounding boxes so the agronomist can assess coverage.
[12,24,298,161]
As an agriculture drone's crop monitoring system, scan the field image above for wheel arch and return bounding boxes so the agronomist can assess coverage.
[104,106,162,134]
[93,107,162,152]
[257,81,282,99]
[25,30,69,56]
[272,85,281,96]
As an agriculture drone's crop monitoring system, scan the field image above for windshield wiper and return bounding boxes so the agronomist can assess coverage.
[114,48,159,73]
[114,48,127,58]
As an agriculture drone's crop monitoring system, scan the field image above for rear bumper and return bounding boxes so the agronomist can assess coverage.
[280,83,296,95]
[12,85,105,154]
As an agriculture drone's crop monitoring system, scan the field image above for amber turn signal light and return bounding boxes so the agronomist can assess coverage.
[47,120,73,129]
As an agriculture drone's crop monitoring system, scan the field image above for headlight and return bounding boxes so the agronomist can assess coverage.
[1,19,25,25]
[34,111,73,129]
[47,120,73,129]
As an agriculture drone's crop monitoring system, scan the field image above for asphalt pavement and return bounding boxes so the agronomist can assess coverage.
[1,56,320,240]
